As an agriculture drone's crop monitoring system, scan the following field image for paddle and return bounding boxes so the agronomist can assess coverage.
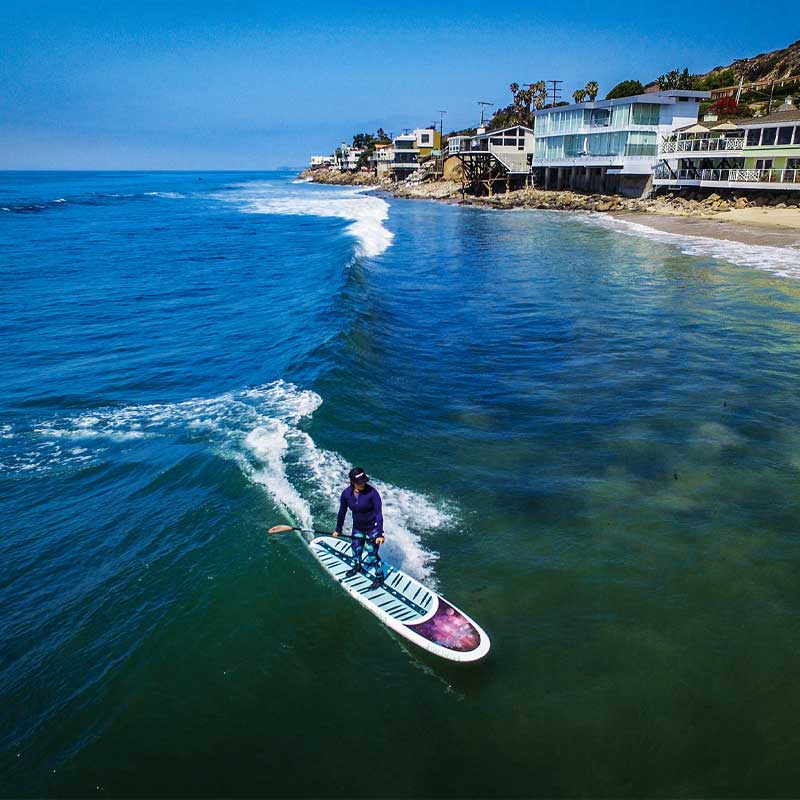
[267,524,353,540]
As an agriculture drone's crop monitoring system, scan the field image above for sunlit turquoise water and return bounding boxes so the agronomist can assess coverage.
[2,171,800,797]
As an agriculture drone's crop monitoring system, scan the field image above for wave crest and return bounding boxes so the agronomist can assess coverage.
[219,182,394,259]
[15,381,449,581]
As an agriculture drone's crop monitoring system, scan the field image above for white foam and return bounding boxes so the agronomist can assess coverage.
[219,182,394,258]
[291,431,451,583]
[22,381,447,580]
[583,213,800,277]
[144,191,185,199]
[241,423,313,529]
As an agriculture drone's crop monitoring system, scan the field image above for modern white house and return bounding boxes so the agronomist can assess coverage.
[530,90,710,196]
[390,133,420,180]
[335,145,364,171]
[309,155,335,169]
[654,97,800,193]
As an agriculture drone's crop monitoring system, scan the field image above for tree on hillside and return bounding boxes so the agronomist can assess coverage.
[488,104,524,131]
[696,68,736,91]
[352,133,377,150]
[657,68,695,90]
[710,97,750,118]
[376,128,391,144]
[605,79,644,99]
[585,81,599,101]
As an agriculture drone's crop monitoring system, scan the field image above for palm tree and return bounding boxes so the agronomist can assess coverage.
[531,81,548,110]
[585,81,599,102]
[573,89,586,104]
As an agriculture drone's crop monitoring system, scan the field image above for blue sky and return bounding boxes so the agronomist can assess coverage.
[1,0,796,169]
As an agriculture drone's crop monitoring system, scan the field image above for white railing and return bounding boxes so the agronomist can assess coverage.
[660,137,745,154]
[448,142,489,155]
[654,168,800,184]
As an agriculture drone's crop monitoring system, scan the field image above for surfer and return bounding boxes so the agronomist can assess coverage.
[334,467,385,590]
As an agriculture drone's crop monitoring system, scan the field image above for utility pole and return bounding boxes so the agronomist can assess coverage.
[735,74,745,104]
[478,101,494,126]
[547,80,563,108]
[438,110,447,139]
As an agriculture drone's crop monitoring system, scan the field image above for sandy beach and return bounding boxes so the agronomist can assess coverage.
[610,210,800,249]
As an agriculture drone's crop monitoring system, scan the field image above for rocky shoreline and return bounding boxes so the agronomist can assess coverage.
[298,169,800,235]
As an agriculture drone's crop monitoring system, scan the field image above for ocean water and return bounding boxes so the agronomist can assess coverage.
[2,171,800,797]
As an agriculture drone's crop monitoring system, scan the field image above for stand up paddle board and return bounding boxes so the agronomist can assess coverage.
[309,535,490,662]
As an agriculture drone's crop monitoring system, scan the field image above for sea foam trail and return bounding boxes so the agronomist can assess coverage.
[584,214,800,277]
[219,182,394,259]
[22,381,449,582]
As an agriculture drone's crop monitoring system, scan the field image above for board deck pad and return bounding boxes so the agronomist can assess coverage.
[310,536,490,662]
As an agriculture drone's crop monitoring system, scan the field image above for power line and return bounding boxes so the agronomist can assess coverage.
[477,101,494,126]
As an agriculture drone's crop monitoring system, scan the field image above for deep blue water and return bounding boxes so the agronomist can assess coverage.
[3,171,800,797]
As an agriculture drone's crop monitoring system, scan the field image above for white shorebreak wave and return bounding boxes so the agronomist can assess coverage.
[23,381,449,582]
[144,191,186,199]
[584,213,800,277]
[221,182,394,259]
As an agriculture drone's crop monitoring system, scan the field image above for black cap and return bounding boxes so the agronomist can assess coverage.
[349,467,368,484]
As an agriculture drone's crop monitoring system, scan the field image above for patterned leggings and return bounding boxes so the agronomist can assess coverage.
[351,530,385,579]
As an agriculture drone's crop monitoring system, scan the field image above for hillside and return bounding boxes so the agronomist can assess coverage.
[644,39,800,92]
[708,39,800,84]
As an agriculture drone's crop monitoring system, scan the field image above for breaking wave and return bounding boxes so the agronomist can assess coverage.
[218,181,394,259]
[9,381,449,582]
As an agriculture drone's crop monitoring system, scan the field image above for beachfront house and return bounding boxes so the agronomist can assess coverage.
[335,145,365,172]
[446,125,535,194]
[374,142,394,177]
[310,154,335,169]
[388,128,442,181]
[653,96,800,193]
[390,133,419,180]
[530,90,710,196]
[414,127,441,159]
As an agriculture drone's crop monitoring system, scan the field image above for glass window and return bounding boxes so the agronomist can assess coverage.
[746,128,761,146]
[761,127,777,146]
[778,126,793,145]
[626,131,657,156]
[632,103,660,126]
[794,126,800,145]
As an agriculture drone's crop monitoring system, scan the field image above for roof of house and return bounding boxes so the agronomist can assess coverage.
[732,108,800,126]
[473,124,534,139]
[531,90,710,116]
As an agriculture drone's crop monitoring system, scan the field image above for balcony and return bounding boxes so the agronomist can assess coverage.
[660,137,744,154]
[654,167,800,184]
[446,141,489,156]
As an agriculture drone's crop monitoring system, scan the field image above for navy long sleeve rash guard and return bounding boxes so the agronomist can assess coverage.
[336,485,383,538]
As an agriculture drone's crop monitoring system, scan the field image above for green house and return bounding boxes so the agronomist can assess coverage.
[654,97,800,191]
